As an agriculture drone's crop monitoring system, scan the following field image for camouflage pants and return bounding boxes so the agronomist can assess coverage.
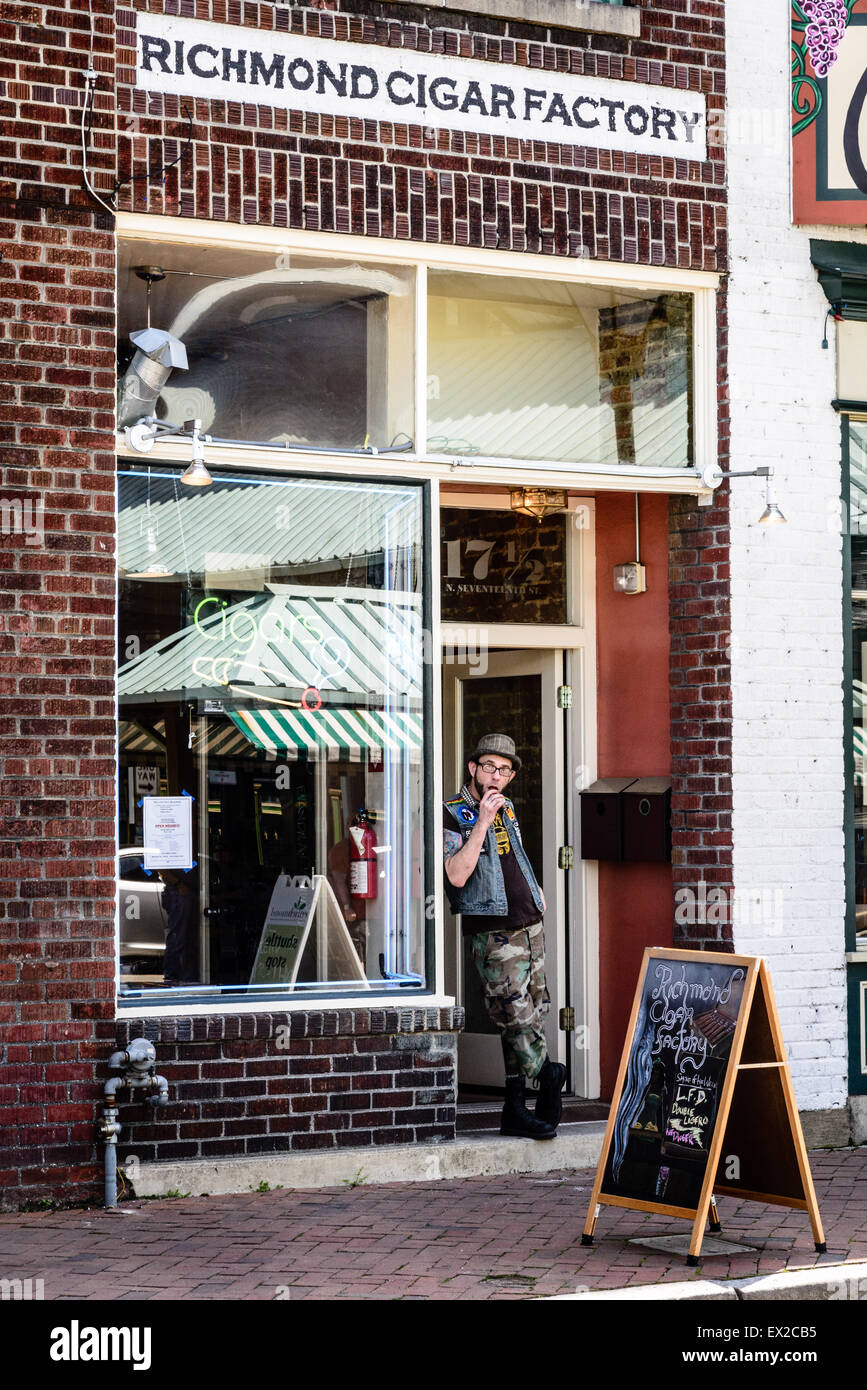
[470,921,550,1080]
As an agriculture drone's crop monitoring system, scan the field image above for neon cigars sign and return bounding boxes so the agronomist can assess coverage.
[190,596,350,691]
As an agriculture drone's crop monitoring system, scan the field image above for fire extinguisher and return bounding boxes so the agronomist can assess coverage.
[349,809,378,901]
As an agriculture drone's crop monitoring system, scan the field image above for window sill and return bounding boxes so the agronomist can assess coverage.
[394,0,640,35]
[116,991,457,1018]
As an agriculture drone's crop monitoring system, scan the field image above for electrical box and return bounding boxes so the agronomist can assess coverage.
[579,778,637,861]
[621,778,672,863]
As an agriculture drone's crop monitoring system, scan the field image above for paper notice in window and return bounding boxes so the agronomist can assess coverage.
[143,796,194,870]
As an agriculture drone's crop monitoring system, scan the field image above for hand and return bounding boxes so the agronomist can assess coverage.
[477,788,506,829]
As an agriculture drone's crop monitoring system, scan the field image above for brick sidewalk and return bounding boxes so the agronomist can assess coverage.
[0,1148,864,1301]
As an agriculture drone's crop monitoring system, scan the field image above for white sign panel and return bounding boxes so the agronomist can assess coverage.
[249,875,316,985]
[137,13,706,160]
[143,795,194,871]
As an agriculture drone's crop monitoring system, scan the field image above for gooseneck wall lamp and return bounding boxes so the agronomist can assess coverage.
[124,416,214,488]
[699,464,787,526]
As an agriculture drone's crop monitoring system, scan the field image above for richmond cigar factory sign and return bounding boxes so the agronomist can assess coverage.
[136,13,707,160]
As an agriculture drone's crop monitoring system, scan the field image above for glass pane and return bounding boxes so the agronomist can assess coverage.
[428,269,692,468]
[118,242,415,453]
[118,467,427,999]
[458,673,543,1036]
[440,507,568,623]
[851,421,867,947]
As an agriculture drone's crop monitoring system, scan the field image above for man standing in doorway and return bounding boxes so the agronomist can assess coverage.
[443,734,566,1140]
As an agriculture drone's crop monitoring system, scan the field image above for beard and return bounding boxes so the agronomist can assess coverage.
[470,773,485,801]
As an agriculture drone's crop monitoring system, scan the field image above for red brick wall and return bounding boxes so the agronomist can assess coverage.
[0,0,119,1208]
[116,1009,460,1164]
[117,0,727,268]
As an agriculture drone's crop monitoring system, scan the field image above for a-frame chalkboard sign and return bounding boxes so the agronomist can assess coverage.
[582,948,825,1265]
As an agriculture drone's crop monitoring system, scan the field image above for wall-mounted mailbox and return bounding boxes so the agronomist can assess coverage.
[622,778,672,863]
[579,778,637,861]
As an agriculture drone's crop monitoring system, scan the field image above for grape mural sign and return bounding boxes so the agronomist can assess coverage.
[792,0,867,222]
[582,949,826,1264]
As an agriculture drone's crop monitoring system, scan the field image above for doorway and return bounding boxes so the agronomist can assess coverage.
[442,650,566,1089]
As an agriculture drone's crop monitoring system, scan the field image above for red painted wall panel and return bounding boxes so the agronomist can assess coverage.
[593,492,672,1099]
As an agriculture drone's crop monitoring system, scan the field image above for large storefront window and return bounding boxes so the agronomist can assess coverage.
[118,467,428,1000]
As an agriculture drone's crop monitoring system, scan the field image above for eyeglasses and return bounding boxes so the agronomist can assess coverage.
[477,761,514,777]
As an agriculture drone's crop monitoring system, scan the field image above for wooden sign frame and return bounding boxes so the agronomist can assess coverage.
[582,949,825,1265]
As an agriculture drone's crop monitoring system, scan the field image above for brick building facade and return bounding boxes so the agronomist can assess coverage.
[0,0,742,1210]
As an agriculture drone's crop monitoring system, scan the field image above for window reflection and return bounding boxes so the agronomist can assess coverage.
[427,271,692,467]
[118,468,427,998]
[117,245,415,452]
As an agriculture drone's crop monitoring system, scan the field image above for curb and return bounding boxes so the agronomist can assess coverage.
[548,1260,867,1301]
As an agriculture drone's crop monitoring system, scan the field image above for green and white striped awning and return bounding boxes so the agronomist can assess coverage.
[230,707,423,761]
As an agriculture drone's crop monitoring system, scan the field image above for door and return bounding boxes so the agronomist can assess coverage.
[442,650,566,1088]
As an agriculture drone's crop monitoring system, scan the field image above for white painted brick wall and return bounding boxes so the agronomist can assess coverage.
[725,0,865,1111]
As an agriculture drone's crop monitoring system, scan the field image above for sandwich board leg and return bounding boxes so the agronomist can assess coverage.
[581,1203,600,1246]
[708,1197,721,1234]
[687,1197,713,1266]
[757,962,827,1254]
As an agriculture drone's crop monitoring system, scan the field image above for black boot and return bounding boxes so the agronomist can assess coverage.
[500,1075,556,1140]
[535,1058,567,1129]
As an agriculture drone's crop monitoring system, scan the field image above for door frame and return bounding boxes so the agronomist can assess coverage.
[438,488,599,1096]
[443,649,563,1085]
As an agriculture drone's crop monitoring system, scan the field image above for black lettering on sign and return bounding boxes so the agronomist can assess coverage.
[350,65,378,99]
[317,60,347,97]
[460,80,488,116]
[386,70,414,105]
[490,84,515,119]
[652,106,677,140]
[288,58,314,91]
[625,103,649,136]
[844,65,867,196]
[572,95,599,129]
[524,89,546,119]
[251,51,286,88]
[222,48,247,82]
[544,93,571,126]
[141,35,171,73]
[189,43,218,80]
[598,97,624,132]
[430,77,458,111]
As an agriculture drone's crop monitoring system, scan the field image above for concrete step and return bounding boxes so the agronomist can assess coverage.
[123,1122,608,1200]
[457,1096,609,1132]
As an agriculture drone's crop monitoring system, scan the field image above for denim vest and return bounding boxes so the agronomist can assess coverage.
[443,785,544,918]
